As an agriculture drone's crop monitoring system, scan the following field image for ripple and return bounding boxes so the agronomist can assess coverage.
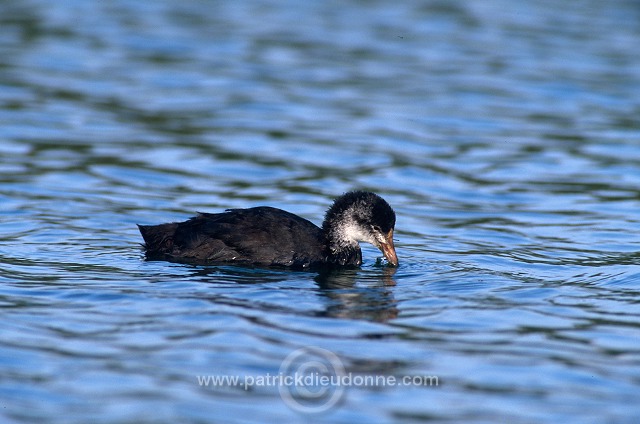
[2,0,640,423]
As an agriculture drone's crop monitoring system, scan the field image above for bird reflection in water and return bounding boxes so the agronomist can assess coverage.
[314,266,398,321]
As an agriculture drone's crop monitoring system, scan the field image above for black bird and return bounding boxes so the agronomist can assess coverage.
[138,191,398,268]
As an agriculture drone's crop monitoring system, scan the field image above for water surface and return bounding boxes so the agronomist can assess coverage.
[1,1,640,423]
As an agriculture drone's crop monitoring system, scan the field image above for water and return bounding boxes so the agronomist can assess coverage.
[1,0,640,422]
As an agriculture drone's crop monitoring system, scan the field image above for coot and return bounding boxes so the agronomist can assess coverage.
[138,191,398,268]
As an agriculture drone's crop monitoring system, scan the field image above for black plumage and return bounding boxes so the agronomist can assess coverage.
[138,191,398,268]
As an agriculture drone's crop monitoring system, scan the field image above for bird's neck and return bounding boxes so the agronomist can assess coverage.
[323,242,362,266]
[323,225,363,266]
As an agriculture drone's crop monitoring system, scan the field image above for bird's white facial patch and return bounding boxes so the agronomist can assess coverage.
[338,216,376,246]
[374,231,387,245]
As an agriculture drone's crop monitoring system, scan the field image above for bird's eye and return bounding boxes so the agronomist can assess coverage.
[372,225,382,233]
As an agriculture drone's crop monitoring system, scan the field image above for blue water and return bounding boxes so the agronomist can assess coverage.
[2,1,640,423]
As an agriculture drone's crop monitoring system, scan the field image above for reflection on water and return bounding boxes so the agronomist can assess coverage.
[2,0,640,423]
[315,267,398,321]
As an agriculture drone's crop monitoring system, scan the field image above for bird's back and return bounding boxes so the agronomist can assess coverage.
[139,207,326,268]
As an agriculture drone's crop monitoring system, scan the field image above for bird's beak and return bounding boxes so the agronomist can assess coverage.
[379,229,398,267]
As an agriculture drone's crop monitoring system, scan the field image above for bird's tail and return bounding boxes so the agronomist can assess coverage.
[137,223,178,257]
